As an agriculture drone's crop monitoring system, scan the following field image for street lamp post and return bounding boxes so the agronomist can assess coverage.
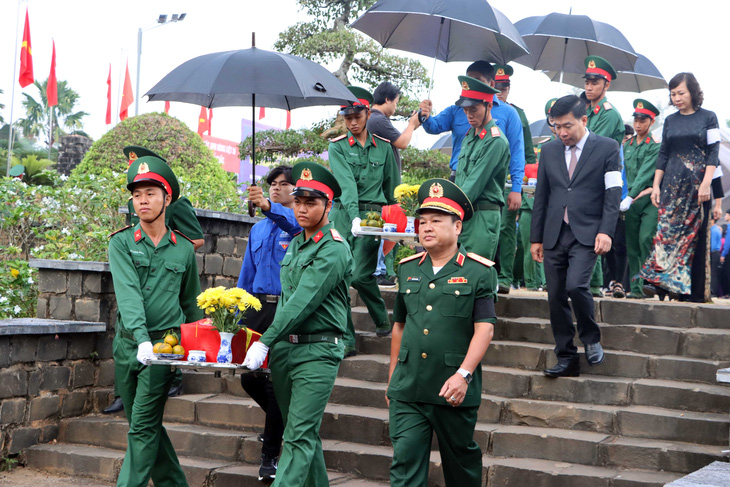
[135,13,186,116]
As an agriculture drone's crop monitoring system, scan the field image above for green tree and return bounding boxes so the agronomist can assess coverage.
[0,88,5,125]
[17,78,88,150]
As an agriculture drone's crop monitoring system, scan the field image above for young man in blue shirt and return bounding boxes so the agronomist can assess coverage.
[237,165,301,481]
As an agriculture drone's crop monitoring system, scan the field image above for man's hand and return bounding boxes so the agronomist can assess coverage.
[408,110,421,129]
[136,341,154,365]
[351,217,362,236]
[620,196,633,212]
[242,341,269,371]
[530,243,544,263]
[634,187,652,201]
[247,186,271,212]
[507,191,521,211]
[418,100,432,120]
[438,373,469,407]
[594,233,612,255]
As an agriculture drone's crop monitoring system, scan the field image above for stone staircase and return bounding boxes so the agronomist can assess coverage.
[23,290,730,486]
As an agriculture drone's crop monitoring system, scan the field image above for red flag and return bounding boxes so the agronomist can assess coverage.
[258,107,265,120]
[286,110,292,129]
[197,106,209,135]
[164,101,170,114]
[19,8,34,88]
[105,64,112,124]
[208,108,213,136]
[47,41,58,107]
[119,61,134,121]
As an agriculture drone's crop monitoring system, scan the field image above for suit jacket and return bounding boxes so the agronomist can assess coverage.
[530,132,621,250]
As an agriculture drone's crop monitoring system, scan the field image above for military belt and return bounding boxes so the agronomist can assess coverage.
[254,293,280,304]
[287,333,342,345]
[473,202,501,211]
[120,329,171,342]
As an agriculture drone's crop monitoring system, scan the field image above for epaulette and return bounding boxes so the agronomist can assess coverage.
[174,229,196,245]
[466,252,495,267]
[329,134,347,142]
[330,228,344,242]
[400,251,425,264]
[109,226,132,239]
[603,102,613,110]
[490,126,501,138]
[372,133,391,143]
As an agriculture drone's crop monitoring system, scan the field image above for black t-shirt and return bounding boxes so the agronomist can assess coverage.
[367,108,402,171]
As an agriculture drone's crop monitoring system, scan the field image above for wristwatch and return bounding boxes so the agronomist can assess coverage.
[457,368,472,384]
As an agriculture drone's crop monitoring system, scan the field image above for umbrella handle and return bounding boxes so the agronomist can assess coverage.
[247,183,257,217]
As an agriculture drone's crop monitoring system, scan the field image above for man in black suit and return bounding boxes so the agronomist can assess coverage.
[530,95,621,377]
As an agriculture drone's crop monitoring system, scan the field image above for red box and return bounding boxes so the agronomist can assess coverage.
[180,319,267,366]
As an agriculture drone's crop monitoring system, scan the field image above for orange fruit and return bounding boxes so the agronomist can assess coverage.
[164,334,178,347]
[158,343,173,354]
[153,342,165,353]
[172,345,185,355]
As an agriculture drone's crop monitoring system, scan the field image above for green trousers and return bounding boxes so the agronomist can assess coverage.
[590,257,603,290]
[270,340,344,487]
[498,188,519,286]
[331,207,391,341]
[459,209,501,260]
[389,399,481,487]
[518,210,545,289]
[625,197,658,296]
[113,334,187,487]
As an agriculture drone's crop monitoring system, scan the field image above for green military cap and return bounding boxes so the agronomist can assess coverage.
[493,64,514,85]
[127,156,180,203]
[455,75,500,107]
[632,98,659,120]
[545,98,558,116]
[416,178,474,222]
[340,86,373,115]
[584,55,617,82]
[291,162,341,201]
[9,165,25,178]
[123,145,165,164]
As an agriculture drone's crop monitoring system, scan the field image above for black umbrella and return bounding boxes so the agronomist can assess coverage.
[542,53,667,92]
[529,119,554,144]
[430,133,453,156]
[351,0,528,96]
[145,35,357,214]
[513,12,638,86]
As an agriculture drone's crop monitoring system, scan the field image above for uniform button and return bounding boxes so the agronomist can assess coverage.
[135,261,139,265]
[154,250,158,254]
[423,329,429,335]
[455,290,460,296]
[567,188,572,192]
[406,289,411,294]
[151,268,155,272]
[426,305,432,311]
[421,352,427,359]
[146,287,150,290]
[429,283,435,289]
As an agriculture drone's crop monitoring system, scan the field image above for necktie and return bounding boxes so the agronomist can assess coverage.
[564,146,578,224]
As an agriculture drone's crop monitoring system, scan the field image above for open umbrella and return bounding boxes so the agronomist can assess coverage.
[430,133,453,156]
[512,12,638,87]
[529,119,554,143]
[145,34,357,215]
[542,53,667,92]
[351,0,528,95]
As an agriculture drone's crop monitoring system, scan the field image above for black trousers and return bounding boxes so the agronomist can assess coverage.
[604,215,629,289]
[710,250,722,297]
[721,257,730,297]
[543,223,601,360]
[241,299,283,458]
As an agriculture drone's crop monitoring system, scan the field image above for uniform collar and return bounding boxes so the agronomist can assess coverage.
[417,245,468,280]
[467,119,496,139]
[347,130,377,148]
[301,222,333,246]
[132,223,176,246]
[589,96,609,115]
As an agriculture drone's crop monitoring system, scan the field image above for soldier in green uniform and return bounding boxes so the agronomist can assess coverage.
[243,162,353,487]
[454,75,511,261]
[584,55,624,296]
[622,99,660,298]
[328,86,399,343]
[493,64,536,292]
[387,178,497,487]
[109,156,202,487]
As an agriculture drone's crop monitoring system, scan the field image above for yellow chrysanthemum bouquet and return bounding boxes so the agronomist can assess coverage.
[394,184,420,217]
[197,286,262,334]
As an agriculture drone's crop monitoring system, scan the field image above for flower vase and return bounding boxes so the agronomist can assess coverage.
[216,332,234,363]
[405,216,416,234]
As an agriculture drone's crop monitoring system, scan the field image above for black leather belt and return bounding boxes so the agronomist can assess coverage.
[474,202,501,211]
[287,333,342,345]
[120,329,170,341]
[255,293,280,304]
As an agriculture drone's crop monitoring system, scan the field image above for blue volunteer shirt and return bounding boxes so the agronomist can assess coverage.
[237,201,301,295]
[422,99,525,192]
[711,225,722,252]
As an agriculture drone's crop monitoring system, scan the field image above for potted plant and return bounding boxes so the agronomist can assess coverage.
[394,183,420,233]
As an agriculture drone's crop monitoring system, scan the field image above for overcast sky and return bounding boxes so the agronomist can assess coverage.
[2,0,729,152]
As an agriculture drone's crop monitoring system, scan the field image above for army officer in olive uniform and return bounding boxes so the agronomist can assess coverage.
[243,162,353,487]
[454,75,511,261]
[387,178,498,487]
[109,156,202,487]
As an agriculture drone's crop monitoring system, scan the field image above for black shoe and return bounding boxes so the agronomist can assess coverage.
[543,358,580,378]
[258,453,277,481]
[376,275,396,287]
[102,396,124,414]
[168,384,183,397]
[257,433,264,443]
[344,346,358,358]
[611,282,625,298]
[497,283,510,294]
[375,326,392,337]
[585,342,605,365]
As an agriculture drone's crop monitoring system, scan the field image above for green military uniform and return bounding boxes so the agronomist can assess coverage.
[110,156,202,487]
[454,75,510,260]
[388,179,498,487]
[328,86,399,339]
[584,56,624,293]
[624,99,660,297]
[259,162,353,487]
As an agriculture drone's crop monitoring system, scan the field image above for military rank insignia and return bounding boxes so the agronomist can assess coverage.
[447,277,468,284]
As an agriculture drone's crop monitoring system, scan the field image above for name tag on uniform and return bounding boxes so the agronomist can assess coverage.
[407,277,420,282]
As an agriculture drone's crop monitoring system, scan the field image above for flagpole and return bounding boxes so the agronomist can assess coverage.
[6,0,24,176]
[48,106,53,160]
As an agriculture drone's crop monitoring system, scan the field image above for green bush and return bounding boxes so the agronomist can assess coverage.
[0,246,37,319]
[400,147,450,184]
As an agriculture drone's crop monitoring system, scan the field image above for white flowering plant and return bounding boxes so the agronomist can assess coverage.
[0,246,37,319]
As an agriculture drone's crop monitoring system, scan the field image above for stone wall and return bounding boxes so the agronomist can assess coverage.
[56,135,93,176]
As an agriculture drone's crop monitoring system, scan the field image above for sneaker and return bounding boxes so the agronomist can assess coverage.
[259,453,277,481]
[376,275,396,287]
[611,282,625,298]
